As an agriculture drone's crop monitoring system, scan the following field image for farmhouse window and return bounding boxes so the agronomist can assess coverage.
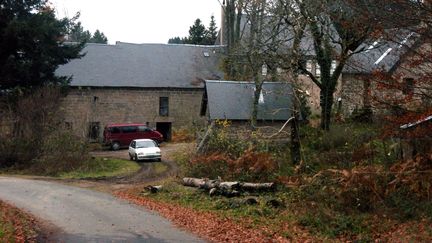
[159,97,169,116]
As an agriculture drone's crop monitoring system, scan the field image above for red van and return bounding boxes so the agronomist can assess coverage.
[103,123,164,150]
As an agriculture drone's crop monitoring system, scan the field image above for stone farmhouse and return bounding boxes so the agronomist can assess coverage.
[215,11,427,118]
[341,30,431,116]
[56,26,427,143]
[56,42,224,141]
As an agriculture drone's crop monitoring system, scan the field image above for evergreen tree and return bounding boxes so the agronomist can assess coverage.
[0,0,84,93]
[68,21,91,43]
[168,37,186,44]
[89,29,108,44]
[167,16,218,45]
[187,18,206,45]
[203,15,218,45]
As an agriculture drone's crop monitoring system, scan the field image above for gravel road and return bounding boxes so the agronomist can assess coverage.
[0,177,204,243]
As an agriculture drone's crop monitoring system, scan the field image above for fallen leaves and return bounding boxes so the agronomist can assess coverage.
[115,191,291,242]
[0,200,39,243]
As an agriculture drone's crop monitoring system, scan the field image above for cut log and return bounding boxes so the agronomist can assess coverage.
[266,199,284,208]
[182,178,276,195]
[243,197,258,205]
[144,185,163,193]
[183,177,206,187]
[219,181,240,190]
[241,182,276,191]
[182,177,221,189]
[209,188,218,196]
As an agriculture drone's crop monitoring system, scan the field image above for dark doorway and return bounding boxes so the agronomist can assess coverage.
[156,122,172,141]
[88,122,100,141]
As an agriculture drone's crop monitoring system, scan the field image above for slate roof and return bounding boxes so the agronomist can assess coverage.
[344,30,418,74]
[204,80,293,121]
[216,14,415,75]
[56,42,225,88]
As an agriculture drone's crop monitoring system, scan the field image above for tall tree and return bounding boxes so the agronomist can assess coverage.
[90,29,108,44]
[68,21,91,43]
[203,15,218,45]
[278,0,377,130]
[187,18,206,44]
[0,0,84,93]
[0,0,85,165]
[167,16,217,45]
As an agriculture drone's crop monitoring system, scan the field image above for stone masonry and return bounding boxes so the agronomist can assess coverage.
[60,87,206,140]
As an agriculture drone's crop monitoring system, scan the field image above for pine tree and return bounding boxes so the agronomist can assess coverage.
[187,18,206,45]
[203,15,218,45]
[0,0,84,93]
[167,16,218,45]
[89,30,108,44]
[168,37,185,44]
[68,22,91,43]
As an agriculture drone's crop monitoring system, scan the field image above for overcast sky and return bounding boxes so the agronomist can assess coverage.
[50,0,222,44]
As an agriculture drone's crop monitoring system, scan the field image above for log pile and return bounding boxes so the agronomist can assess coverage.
[182,177,276,197]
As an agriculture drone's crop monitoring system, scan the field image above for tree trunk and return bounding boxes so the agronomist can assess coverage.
[290,115,301,164]
[320,88,334,131]
[196,121,215,154]
[290,88,301,164]
[251,76,263,128]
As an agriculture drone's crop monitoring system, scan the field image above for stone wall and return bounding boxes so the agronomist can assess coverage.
[297,74,344,116]
[60,87,206,140]
[340,74,369,115]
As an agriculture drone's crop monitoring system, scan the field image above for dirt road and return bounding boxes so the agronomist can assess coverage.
[0,177,204,242]
[85,143,193,185]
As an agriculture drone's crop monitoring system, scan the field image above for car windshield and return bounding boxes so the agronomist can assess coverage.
[136,141,156,148]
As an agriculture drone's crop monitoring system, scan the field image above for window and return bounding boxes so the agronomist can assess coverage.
[306,60,313,73]
[159,97,169,116]
[331,60,337,75]
[315,63,321,77]
[109,127,121,134]
[402,78,414,95]
[138,126,152,132]
[121,126,138,133]
[261,64,268,76]
[88,122,100,140]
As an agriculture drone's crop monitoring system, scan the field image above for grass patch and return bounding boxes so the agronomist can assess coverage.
[153,162,168,175]
[59,157,140,179]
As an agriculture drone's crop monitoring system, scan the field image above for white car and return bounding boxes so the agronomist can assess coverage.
[128,139,161,162]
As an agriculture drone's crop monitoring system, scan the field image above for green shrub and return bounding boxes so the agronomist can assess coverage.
[0,137,38,168]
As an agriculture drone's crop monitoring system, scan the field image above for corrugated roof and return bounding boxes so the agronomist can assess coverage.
[56,42,225,88]
[205,80,293,121]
